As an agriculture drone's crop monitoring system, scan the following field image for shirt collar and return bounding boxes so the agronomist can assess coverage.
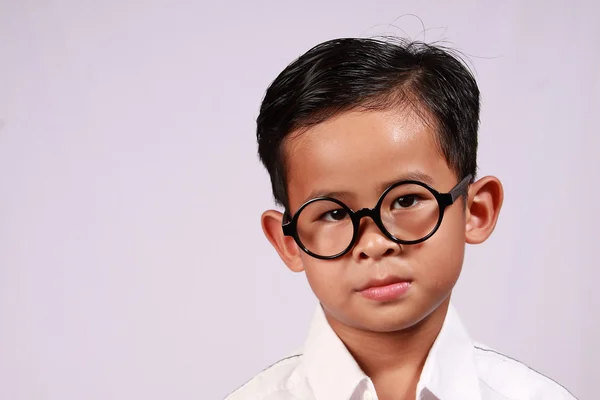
[418,305,482,400]
[300,304,481,400]
[301,305,367,400]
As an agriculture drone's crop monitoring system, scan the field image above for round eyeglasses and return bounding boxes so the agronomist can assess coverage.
[282,175,472,260]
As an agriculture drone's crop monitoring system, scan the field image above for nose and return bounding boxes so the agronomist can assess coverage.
[351,217,401,261]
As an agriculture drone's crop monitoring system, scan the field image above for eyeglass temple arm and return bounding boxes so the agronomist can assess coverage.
[449,174,473,203]
[281,211,294,236]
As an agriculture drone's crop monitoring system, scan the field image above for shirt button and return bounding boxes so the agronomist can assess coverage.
[363,392,373,400]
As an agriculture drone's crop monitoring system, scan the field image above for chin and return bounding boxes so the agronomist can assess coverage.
[360,310,427,333]
[352,297,446,333]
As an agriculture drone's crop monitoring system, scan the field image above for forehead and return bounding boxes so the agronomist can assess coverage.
[284,109,454,209]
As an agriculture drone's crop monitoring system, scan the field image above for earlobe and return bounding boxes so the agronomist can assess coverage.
[261,210,305,272]
[465,176,504,244]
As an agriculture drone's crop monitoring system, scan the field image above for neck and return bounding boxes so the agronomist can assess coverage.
[325,299,450,398]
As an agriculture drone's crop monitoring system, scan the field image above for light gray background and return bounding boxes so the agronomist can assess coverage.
[1,0,598,399]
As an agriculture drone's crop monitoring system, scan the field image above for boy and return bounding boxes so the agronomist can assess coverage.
[227,38,576,400]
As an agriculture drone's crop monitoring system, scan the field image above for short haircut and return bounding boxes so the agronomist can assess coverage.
[256,37,480,212]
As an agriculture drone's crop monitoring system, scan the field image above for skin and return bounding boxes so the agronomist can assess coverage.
[261,107,504,400]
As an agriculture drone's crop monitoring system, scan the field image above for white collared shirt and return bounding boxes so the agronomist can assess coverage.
[226,305,576,400]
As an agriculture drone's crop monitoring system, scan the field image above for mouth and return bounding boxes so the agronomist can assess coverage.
[357,276,413,302]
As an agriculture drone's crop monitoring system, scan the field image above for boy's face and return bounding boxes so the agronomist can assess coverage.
[263,107,501,334]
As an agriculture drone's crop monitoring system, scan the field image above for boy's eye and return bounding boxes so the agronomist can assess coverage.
[320,208,348,222]
[393,195,419,209]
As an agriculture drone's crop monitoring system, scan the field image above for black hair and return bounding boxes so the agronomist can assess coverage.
[256,37,479,212]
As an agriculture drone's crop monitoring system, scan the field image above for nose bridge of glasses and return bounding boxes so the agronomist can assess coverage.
[352,207,396,249]
[354,207,376,220]
[353,207,383,229]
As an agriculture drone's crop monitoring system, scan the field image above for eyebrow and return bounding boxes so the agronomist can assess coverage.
[301,171,436,204]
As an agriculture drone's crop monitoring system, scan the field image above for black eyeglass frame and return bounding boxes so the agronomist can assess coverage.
[282,174,473,260]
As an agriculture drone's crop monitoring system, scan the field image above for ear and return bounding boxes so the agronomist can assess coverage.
[261,210,305,273]
[465,176,504,244]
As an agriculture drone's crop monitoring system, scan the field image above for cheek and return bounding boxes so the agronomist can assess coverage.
[302,256,349,305]
[416,208,466,287]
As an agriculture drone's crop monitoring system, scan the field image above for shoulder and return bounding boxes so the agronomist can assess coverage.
[224,353,304,400]
[473,342,578,399]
